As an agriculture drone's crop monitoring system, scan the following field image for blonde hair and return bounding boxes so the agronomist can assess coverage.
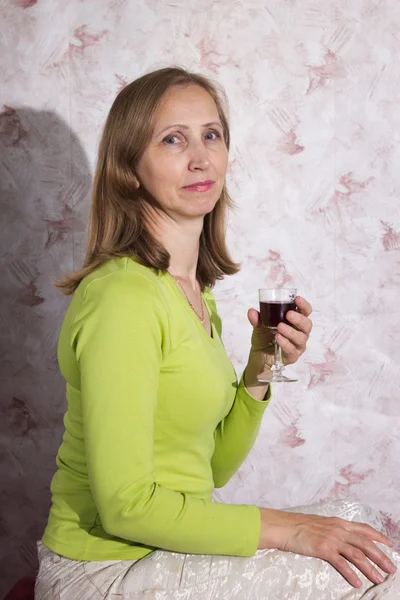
[56,66,239,294]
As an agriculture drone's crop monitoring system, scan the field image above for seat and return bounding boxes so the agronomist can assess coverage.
[3,577,36,600]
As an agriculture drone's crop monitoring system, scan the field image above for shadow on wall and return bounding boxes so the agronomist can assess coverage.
[0,106,92,596]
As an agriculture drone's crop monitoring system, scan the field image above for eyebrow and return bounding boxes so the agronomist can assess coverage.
[155,121,223,137]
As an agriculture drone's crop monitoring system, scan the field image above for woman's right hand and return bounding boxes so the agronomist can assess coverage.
[258,507,397,588]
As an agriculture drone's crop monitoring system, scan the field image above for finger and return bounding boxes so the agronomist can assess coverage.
[345,521,394,548]
[295,296,313,318]
[343,527,397,574]
[351,536,397,575]
[275,333,300,364]
[329,555,362,589]
[286,310,313,336]
[247,308,261,329]
[277,322,308,350]
[340,543,386,586]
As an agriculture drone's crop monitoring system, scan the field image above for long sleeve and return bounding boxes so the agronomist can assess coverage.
[71,270,261,557]
[203,289,272,489]
[211,376,271,488]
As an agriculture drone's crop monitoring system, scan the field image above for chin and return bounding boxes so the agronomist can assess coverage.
[173,190,221,219]
[190,199,219,218]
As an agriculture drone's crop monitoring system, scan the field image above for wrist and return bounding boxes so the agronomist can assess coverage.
[245,348,273,385]
[258,507,295,550]
[243,364,270,401]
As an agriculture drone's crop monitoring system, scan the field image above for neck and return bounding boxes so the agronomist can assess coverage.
[149,210,203,288]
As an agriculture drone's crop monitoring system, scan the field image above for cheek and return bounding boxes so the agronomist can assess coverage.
[138,157,181,193]
[215,148,229,177]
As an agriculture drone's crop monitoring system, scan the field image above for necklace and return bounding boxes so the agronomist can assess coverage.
[170,273,205,325]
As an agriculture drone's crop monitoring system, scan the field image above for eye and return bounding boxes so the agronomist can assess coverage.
[204,130,221,141]
[162,134,180,145]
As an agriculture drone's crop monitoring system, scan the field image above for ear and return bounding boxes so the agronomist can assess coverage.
[133,173,140,189]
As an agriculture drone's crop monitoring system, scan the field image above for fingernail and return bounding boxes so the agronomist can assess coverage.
[376,573,385,584]
[355,579,362,588]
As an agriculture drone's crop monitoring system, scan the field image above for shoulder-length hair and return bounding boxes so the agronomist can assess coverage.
[56,66,239,295]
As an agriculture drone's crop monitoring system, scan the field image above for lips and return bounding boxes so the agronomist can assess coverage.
[183,180,214,192]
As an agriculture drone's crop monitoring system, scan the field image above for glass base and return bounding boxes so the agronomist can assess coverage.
[257,373,298,383]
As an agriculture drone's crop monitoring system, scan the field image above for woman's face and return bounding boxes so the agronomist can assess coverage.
[135,84,229,221]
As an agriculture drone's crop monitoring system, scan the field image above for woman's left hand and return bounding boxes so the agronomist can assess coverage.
[247,296,313,373]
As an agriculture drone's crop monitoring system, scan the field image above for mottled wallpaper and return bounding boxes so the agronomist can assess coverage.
[1,0,400,594]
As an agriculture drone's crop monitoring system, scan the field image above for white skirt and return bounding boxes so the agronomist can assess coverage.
[35,500,400,600]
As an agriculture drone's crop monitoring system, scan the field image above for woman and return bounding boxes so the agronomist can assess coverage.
[35,67,399,599]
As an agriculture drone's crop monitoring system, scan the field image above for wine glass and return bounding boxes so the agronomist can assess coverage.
[258,288,298,383]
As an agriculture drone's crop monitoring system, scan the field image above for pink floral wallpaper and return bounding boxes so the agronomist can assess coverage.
[1,0,400,595]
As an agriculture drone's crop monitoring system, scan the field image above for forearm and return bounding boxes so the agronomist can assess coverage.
[257,507,295,550]
[243,349,270,401]
[211,374,271,487]
[95,475,261,557]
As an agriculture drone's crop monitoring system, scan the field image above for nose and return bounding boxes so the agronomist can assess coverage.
[188,140,210,171]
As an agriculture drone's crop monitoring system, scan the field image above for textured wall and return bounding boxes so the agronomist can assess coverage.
[1,0,400,594]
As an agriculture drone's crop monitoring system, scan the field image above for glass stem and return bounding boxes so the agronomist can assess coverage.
[271,339,284,373]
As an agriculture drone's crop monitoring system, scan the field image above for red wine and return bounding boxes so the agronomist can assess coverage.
[260,301,296,328]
